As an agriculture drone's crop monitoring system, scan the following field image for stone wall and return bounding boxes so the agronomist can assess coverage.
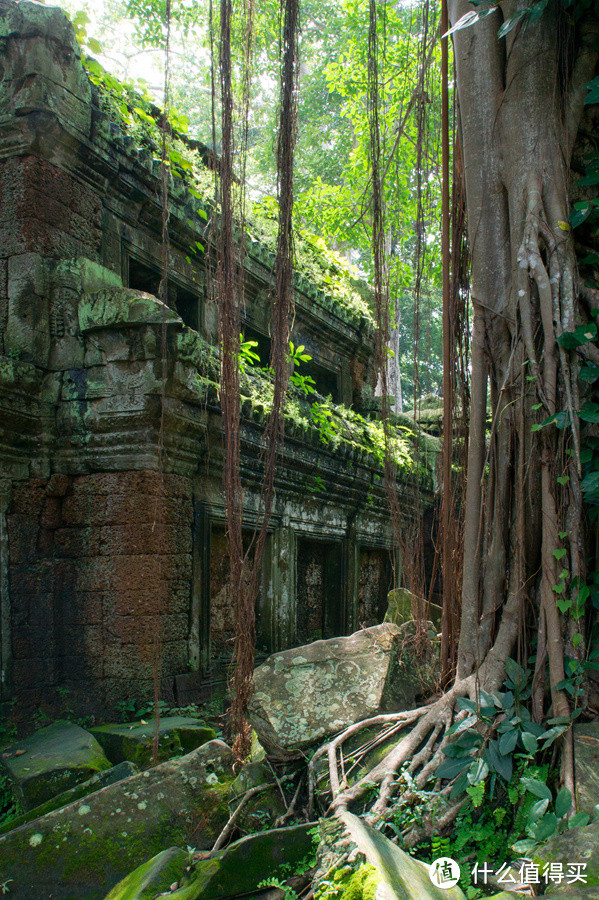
[7,471,191,713]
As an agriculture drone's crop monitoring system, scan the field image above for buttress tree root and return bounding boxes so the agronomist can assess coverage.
[316,1,599,826]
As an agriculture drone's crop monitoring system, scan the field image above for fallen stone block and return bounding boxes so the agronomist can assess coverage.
[90,717,217,768]
[0,761,138,836]
[0,721,111,810]
[103,847,189,900]
[248,623,434,759]
[105,822,317,900]
[0,740,235,900]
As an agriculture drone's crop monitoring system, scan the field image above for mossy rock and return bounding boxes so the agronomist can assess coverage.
[227,760,286,834]
[315,863,381,900]
[533,821,599,894]
[103,847,189,900]
[0,740,235,900]
[90,718,216,768]
[106,822,317,900]
[0,721,111,810]
[0,761,138,836]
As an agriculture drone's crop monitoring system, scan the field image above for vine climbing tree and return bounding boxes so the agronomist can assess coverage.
[311,0,599,827]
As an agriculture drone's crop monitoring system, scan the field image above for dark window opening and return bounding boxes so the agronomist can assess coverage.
[129,257,161,296]
[176,285,199,332]
[127,256,199,332]
[357,547,393,627]
[302,360,339,402]
[296,538,343,644]
[243,325,271,368]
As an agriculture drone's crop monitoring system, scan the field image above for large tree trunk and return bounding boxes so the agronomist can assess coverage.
[313,1,598,820]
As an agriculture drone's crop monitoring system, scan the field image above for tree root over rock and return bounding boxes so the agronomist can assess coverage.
[308,679,479,839]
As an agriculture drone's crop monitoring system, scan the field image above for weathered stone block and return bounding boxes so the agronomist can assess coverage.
[534,822,599,893]
[0,761,138,836]
[6,251,50,364]
[105,822,317,900]
[90,718,217,768]
[0,721,111,810]
[248,623,430,759]
[0,740,235,900]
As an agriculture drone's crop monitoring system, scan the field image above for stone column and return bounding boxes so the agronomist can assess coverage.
[342,536,359,634]
[269,522,296,650]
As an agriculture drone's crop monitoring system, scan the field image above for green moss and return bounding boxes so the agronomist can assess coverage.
[315,863,381,900]
[343,864,380,900]
[79,55,373,330]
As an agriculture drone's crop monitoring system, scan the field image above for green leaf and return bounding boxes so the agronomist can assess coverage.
[528,797,549,825]
[540,725,567,749]
[553,548,567,560]
[557,595,572,613]
[579,402,599,423]
[581,470,599,500]
[449,770,469,800]
[497,7,527,38]
[444,7,498,37]
[521,731,538,754]
[437,756,472,780]
[498,729,518,755]
[446,714,479,738]
[484,740,512,781]
[580,364,599,383]
[532,812,558,842]
[570,204,592,228]
[87,37,102,54]
[585,76,599,105]
[557,323,597,349]
[569,812,591,828]
[511,839,537,854]
[467,758,489,785]
[521,777,552,801]
[555,787,572,819]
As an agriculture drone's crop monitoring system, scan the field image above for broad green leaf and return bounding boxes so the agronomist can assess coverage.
[555,787,572,819]
[540,725,567,748]
[437,756,472,780]
[444,7,498,37]
[528,797,549,825]
[521,777,552,801]
[450,770,470,800]
[532,812,558,842]
[521,732,538,753]
[556,322,597,349]
[467,758,489,785]
[484,740,512,781]
[569,812,591,828]
[499,729,519,755]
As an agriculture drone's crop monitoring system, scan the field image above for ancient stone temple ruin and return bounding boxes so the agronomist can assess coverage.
[0,0,437,715]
